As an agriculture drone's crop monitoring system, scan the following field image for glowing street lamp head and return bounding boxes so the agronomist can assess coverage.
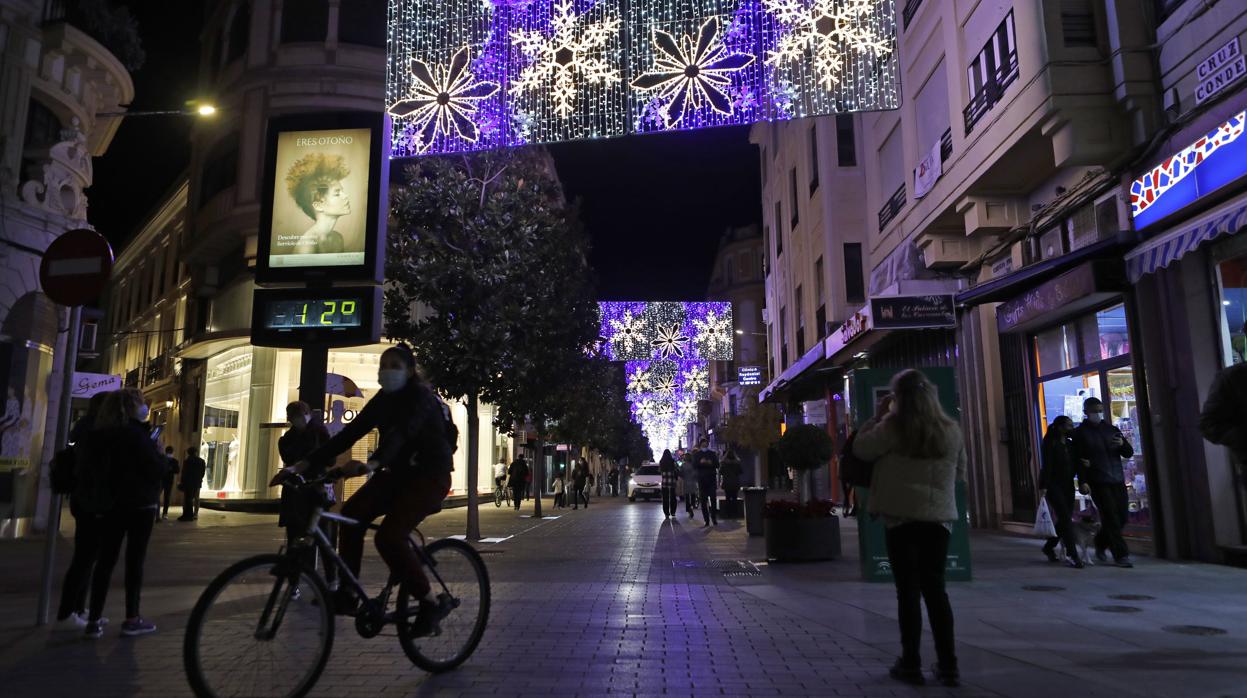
[196,104,218,117]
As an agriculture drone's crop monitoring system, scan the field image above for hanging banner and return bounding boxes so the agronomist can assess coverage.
[70,372,122,399]
[913,138,941,198]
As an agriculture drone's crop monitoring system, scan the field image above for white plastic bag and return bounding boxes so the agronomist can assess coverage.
[1032,498,1057,538]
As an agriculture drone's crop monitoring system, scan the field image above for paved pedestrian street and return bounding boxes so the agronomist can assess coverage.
[2,497,1246,697]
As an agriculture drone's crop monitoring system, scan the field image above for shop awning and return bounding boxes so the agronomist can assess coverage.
[1125,198,1247,282]
[758,343,828,404]
[175,330,251,360]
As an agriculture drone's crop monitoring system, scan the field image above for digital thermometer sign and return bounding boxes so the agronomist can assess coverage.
[251,286,381,348]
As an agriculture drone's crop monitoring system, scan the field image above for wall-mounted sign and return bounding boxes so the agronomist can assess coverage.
[70,372,121,399]
[1130,110,1247,230]
[1196,37,1245,106]
[251,286,382,348]
[256,112,389,284]
[737,365,763,386]
[840,310,871,344]
[870,295,956,330]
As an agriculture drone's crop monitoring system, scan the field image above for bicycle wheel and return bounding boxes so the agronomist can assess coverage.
[494,488,503,507]
[396,538,490,673]
[184,554,333,698]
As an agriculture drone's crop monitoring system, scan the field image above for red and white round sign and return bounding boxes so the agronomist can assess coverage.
[39,228,115,307]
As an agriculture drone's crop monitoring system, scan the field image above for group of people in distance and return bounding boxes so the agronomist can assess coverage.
[656,440,744,527]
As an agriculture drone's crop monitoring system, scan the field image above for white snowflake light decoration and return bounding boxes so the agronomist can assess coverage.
[627,366,652,395]
[652,323,691,359]
[608,310,648,358]
[510,0,622,118]
[388,46,501,153]
[682,365,709,396]
[692,308,733,359]
[630,17,756,128]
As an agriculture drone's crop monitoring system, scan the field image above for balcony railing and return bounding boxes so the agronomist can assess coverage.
[902,0,923,30]
[144,354,169,385]
[877,183,907,231]
[42,0,66,23]
[124,367,140,388]
[940,128,953,163]
[964,51,1020,134]
[816,305,827,340]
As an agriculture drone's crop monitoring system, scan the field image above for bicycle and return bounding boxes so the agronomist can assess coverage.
[493,480,506,508]
[183,475,490,698]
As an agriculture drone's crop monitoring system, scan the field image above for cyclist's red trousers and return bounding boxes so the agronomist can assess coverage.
[338,469,451,598]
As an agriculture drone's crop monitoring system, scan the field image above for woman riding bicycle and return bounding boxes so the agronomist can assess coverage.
[272,344,454,635]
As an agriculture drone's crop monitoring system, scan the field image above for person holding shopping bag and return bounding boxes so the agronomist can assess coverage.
[1038,416,1082,567]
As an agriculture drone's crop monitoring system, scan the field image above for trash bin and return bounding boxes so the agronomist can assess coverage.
[743,487,766,536]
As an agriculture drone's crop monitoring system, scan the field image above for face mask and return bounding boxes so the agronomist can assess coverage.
[290,415,308,429]
[379,369,409,393]
[1085,412,1103,424]
[135,404,150,422]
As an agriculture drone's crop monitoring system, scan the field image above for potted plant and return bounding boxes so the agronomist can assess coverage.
[765,424,839,561]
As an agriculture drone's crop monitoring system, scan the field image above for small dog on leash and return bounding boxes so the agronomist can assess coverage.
[1071,516,1101,565]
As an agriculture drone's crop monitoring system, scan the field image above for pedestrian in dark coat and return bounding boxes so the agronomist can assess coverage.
[1072,397,1135,567]
[278,400,335,584]
[692,439,720,527]
[159,446,179,521]
[572,461,590,509]
[680,450,698,516]
[81,388,165,639]
[1201,340,1247,462]
[508,455,529,511]
[659,450,679,518]
[56,391,109,627]
[1038,416,1082,567]
[179,448,207,521]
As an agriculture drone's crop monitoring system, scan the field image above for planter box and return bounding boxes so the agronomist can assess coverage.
[764,515,841,562]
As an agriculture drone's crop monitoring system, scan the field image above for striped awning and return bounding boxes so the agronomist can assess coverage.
[1126,198,1247,281]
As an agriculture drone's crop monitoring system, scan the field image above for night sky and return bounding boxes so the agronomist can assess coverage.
[87,2,760,301]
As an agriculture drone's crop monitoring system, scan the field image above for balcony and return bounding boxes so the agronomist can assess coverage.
[940,128,953,163]
[964,51,1020,135]
[878,183,907,231]
[124,368,140,388]
[144,354,170,386]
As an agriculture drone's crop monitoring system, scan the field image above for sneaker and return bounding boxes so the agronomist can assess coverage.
[332,589,359,617]
[120,618,157,637]
[932,664,960,688]
[409,594,453,638]
[83,621,103,640]
[1115,557,1134,568]
[1043,546,1059,563]
[58,612,88,629]
[888,661,925,686]
[1068,558,1086,569]
[1095,548,1108,563]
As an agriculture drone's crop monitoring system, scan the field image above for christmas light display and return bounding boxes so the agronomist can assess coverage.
[598,301,734,361]
[387,0,898,156]
[624,359,710,453]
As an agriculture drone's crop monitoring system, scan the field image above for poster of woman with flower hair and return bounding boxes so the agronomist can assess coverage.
[267,127,371,269]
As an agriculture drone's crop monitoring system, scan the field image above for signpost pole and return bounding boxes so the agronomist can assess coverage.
[36,304,82,626]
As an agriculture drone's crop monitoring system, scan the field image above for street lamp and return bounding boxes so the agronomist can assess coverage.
[97,102,219,118]
[735,330,766,337]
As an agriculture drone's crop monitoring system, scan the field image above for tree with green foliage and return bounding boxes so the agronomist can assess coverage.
[776,423,835,503]
[385,148,598,538]
[719,389,781,483]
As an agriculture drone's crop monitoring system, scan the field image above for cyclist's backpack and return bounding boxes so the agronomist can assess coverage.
[49,447,77,495]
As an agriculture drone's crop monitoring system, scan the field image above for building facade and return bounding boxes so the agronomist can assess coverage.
[99,0,510,506]
[0,0,133,535]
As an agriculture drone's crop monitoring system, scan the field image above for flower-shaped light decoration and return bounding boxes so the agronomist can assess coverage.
[631,17,756,128]
[765,0,892,91]
[388,46,501,153]
[652,323,690,359]
[510,0,622,118]
[652,373,677,396]
[608,309,648,359]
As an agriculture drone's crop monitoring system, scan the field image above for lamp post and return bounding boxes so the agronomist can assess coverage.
[96,104,218,118]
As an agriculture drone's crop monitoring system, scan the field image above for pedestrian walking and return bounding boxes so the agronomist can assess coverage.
[1072,397,1135,568]
[55,391,109,628]
[80,388,165,639]
[572,460,590,509]
[720,448,743,515]
[277,401,336,587]
[524,467,533,500]
[552,472,566,508]
[159,446,179,521]
[692,439,720,526]
[509,454,529,511]
[179,447,206,521]
[853,369,965,687]
[659,450,679,518]
[609,466,620,497]
[1039,416,1083,568]
[680,450,698,517]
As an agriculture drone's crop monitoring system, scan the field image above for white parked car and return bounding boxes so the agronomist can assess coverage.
[627,464,662,501]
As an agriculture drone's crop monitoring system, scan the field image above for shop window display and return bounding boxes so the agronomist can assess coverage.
[1215,254,1247,366]
[1031,304,1150,538]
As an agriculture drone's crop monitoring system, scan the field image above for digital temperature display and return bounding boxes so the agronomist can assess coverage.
[264,299,362,330]
[251,286,381,348]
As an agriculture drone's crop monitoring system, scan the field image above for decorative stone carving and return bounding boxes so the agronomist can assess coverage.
[20,126,93,221]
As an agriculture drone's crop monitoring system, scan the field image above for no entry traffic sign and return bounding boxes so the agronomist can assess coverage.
[39,228,114,307]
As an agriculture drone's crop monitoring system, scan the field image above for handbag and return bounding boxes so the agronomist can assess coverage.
[839,431,873,488]
[1032,498,1058,538]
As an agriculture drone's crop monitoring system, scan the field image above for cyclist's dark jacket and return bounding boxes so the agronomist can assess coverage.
[306,380,453,476]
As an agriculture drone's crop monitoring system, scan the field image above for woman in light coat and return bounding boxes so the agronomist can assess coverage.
[854,369,966,688]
